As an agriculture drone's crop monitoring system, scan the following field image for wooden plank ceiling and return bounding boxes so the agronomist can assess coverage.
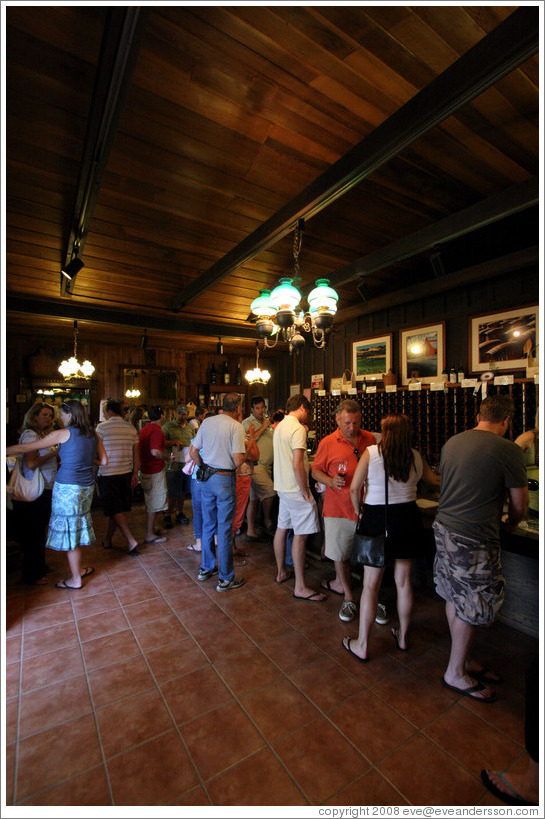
[5,4,539,352]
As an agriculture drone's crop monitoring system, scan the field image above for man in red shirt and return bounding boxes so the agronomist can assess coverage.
[139,405,169,544]
[312,399,376,622]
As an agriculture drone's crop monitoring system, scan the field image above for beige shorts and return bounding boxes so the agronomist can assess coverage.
[277,490,320,535]
[139,470,168,513]
[324,516,357,561]
[250,464,276,501]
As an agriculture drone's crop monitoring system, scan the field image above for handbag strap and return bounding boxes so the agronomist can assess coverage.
[384,458,389,537]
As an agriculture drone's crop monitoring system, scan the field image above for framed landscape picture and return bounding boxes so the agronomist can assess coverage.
[400,322,445,385]
[352,334,392,382]
[469,305,538,374]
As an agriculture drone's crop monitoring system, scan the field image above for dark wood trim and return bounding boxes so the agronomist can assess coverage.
[171,7,538,311]
[305,178,538,294]
[334,247,539,323]
[6,296,257,341]
[61,7,150,296]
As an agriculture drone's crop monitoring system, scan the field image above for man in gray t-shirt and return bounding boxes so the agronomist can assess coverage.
[433,394,527,703]
[189,394,257,592]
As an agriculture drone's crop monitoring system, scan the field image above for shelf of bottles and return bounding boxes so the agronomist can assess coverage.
[314,380,538,467]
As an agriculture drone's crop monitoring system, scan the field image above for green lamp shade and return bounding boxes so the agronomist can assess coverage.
[308,279,338,315]
[270,278,301,311]
[251,289,276,318]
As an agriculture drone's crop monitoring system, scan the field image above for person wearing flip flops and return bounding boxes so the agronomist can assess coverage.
[433,394,528,703]
[311,399,376,622]
[138,405,170,545]
[272,394,325,602]
[6,400,108,590]
[96,400,140,556]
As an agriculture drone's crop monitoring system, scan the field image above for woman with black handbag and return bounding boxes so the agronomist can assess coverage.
[343,414,439,662]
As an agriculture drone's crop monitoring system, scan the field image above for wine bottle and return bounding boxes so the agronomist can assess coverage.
[222,361,230,385]
[457,362,465,382]
[234,363,242,385]
[209,361,217,384]
[449,364,457,384]
[441,367,449,383]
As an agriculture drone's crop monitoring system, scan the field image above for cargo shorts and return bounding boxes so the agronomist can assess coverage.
[433,520,504,627]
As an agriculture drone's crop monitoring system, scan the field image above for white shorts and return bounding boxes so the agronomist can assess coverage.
[324,516,357,561]
[250,464,276,502]
[139,470,168,513]
[277,490,320,535]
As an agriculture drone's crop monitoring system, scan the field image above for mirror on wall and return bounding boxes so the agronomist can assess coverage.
[123,368,177,406]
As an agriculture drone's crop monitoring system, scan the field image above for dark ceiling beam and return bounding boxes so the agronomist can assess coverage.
[61,7,150,296]
[335,246,539,323]
[303,177,538,294]
[6,297,257,342]
[171,7,538,311]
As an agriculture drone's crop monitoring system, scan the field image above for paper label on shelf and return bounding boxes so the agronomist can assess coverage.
[534,374,539,384]
[348,388,358,395]
[461,379,478,388]
[408,382,422,391]
[385,385,397,393]
[430,382,445,391]
[366,385,377,394]
[493,375,514,385]
[317,390,326,396]
[331,389,341,396]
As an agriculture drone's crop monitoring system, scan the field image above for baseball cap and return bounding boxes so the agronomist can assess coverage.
[177,405,189,415]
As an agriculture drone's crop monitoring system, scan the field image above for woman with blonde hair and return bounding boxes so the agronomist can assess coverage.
[344,414,439,662]
[11,402,59,584]
[7,400,107,589]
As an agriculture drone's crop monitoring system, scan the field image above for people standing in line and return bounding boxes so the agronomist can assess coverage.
[343,414,439,662]
[138,405,170,544]
[96,399,140,555]
[162,404,195,528]
[188,393,258,592]
[10,402,59,584]
[312,399,376,622]
[433,394,528,702]
[7,399,108,590]
[272,394,325,602]
[242,396,276,540]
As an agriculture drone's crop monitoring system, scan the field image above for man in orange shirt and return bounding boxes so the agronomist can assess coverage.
[312,399,376,622]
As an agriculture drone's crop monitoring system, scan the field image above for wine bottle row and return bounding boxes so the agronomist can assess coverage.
[209,361,243,385]
[313,381,538,466]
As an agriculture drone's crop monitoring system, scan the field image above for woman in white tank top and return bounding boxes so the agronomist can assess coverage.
[343,414,439,662]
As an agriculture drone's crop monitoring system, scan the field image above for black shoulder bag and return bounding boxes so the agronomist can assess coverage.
[351,463,389,568]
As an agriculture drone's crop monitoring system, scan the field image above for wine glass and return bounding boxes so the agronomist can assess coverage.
[337,459,348,489]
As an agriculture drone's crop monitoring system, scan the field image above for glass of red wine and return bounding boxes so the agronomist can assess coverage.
[337,459,348,489]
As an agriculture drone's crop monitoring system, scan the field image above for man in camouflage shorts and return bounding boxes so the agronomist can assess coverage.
[434,395,527,703]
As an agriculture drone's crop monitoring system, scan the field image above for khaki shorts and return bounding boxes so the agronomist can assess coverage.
[277,490,320,536]
[324,516,356,561]
[139,470,168,513]
[433,520,504,627]
[250,464,276,502]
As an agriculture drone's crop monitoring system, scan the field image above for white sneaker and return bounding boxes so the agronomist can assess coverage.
[339,601,357,622]
[375,603,389,625]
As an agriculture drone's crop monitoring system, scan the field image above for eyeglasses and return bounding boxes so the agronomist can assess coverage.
[353,449,360,460]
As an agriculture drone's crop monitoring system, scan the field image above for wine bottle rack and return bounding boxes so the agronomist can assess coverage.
[313,381,539,466]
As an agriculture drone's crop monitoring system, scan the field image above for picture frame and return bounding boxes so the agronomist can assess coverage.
[400,322,445,385]
[352,334,392,382]
[329,376,343,392]
[289,383,301,397]
[469,305,538,374]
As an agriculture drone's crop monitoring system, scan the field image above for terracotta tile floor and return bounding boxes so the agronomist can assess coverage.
[4,502,537,807]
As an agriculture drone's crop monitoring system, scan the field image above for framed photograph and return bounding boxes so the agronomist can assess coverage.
[289,383,301,397]
[400,322,445,385]
[352,334,392,382]
[469,305,538,374]
[329,376,343,392]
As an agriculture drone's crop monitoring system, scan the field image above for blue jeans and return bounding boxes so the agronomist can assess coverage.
[200,473,236,582]
[191,476,203,539]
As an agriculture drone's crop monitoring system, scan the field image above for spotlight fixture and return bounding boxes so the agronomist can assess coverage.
[58,321,95,379]
[245,341,271,385]
[356,280,371,303]
[217,337,224,355]
[140,330,148,349]
[61,256,85,281]
[249,220,338,355]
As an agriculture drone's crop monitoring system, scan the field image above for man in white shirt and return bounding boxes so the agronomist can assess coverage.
[189,393,258,592]
[273,394,325,602]
[96,400,140,555]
